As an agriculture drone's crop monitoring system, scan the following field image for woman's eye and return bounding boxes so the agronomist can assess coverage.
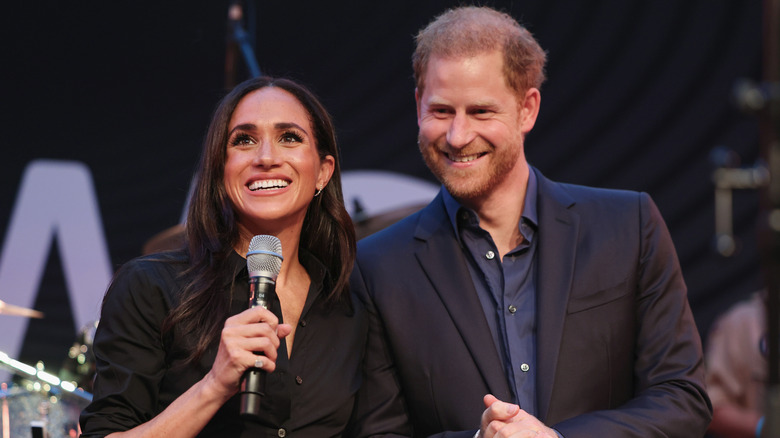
[229,133,254,146]
[280,131,304,143]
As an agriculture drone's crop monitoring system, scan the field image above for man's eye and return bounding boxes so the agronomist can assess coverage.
[472,109,494,118]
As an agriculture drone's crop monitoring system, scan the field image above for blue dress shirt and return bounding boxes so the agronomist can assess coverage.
[442,170,539,416]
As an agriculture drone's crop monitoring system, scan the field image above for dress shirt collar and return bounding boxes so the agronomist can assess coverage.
[230,245,347,314]
[230,246,327,287]
[442,166,539,242]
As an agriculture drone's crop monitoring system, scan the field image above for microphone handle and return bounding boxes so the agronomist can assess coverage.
[250,275,275,310]
[239,275,276,418]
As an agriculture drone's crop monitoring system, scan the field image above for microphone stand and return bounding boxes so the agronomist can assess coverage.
[225,0,262,90]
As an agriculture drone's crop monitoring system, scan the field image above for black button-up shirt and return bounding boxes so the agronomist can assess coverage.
[80,248,367,437]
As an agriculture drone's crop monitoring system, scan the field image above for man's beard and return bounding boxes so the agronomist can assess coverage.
[418,134,522,202]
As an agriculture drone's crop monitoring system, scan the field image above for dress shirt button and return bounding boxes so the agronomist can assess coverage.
[277,428,287,437]
[486,250,495,260]
[520,363,530,372]
[295,375,303,385]
[508,305,517,314]
[299,319,307,327]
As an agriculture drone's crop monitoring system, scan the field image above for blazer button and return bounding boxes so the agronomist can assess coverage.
[508,305,517,314]
[277,428,287,437]
[296,375,303,385]
[520,363,530,372]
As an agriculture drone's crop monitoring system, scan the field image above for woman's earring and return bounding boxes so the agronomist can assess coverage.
[314,187,323,197]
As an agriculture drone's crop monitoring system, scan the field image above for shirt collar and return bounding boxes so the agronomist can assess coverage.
[442,166,538,241]
[230,246,328,289]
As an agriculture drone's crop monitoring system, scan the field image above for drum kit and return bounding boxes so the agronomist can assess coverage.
[0,299,94,438]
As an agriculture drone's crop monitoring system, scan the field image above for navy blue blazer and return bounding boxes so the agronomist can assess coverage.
[348,168,711,438]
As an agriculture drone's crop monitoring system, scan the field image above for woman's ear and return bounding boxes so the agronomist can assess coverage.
[317,155,336,190]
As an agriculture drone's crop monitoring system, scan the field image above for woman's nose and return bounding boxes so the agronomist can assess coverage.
[251,139,281,167]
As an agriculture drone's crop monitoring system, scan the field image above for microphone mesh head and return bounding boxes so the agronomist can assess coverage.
[247,235,283,277]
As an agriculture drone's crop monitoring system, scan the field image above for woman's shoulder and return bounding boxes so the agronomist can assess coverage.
[106,248,190,310]
[118,248,189,277]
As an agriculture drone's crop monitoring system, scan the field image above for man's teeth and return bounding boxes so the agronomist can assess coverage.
[449,154,480,163]
[248,179,289,191]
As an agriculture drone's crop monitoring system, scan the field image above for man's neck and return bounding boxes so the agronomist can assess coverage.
[462,169,529,259]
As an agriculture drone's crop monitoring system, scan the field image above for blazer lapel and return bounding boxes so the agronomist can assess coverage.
[533,169,579,421]
[413,193,513,402]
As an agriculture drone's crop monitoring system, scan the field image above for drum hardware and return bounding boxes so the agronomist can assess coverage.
[0,352,91,402]
[1,352,91,438]
[0,316,95,436]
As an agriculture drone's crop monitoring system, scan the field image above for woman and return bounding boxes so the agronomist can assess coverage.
[79,77,364,437]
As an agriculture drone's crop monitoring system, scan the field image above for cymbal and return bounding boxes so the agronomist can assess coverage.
[0,299,43,318]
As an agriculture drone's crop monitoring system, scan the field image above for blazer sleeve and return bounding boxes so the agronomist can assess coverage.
[346,261,413,438]
[553,192,712,437]
[347,261,481,438]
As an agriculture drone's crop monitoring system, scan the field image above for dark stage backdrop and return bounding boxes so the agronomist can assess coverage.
[0,0,765,382]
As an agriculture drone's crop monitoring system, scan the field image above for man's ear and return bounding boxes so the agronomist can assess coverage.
[519,87,541,134]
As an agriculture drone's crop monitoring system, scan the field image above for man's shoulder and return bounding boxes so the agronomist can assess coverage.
[539,173,648,213]
[533,172,657,233]
[544,176,641,201]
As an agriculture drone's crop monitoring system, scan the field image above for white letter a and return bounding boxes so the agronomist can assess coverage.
[0,160,112,363]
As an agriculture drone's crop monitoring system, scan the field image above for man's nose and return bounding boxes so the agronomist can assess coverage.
[446,113,476,149]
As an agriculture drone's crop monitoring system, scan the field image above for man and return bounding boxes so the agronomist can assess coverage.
[349,6,711,438]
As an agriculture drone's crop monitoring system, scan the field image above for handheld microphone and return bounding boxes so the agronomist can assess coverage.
[239,234,283,418]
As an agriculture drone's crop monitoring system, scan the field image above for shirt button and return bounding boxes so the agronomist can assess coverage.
[508,305,517,314]
[520,363,530,372]
[295,375,303,385]
[278,428,287,437]
[486,250,495,260]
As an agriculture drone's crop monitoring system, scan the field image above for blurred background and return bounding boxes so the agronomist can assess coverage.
[0,0,766,392]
